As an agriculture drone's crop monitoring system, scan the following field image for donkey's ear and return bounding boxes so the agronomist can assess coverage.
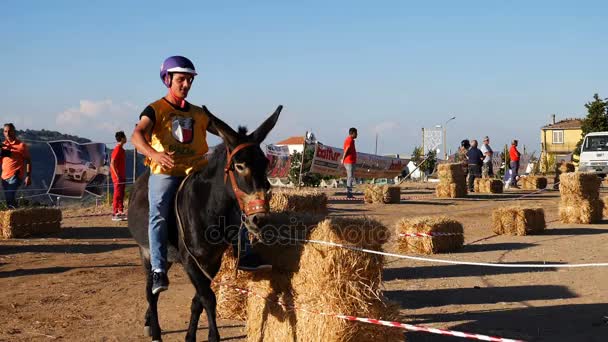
[203,106,239,148]
[250,105,283,144]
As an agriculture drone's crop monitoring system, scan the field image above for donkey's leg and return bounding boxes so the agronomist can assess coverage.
[183,262,220,342]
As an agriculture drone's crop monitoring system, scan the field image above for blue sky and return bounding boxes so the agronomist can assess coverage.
[2,1,607,156]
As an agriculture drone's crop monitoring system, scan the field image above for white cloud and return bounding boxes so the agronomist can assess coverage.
[55,99,139,142]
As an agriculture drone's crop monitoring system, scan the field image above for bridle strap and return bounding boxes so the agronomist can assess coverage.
[223,142,268,216]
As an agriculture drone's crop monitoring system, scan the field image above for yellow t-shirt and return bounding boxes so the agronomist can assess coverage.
[146,98,209,176]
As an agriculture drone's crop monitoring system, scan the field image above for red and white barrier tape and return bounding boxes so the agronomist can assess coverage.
[226,283,523,342]
[400,232,463,237]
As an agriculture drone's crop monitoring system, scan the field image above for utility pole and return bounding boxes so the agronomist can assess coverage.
[444,116,456,161]
[375,133,378,155]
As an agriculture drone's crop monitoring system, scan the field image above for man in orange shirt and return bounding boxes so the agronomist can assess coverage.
[509,139,521,188]
[1,123,32,208]
[340,127,357,198]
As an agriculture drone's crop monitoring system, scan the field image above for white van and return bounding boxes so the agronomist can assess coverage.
[578,132,608,176]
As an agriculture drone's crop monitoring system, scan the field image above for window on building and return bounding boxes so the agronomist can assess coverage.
[553,130,564,144]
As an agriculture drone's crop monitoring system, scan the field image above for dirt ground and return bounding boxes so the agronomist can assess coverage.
[1,183,608,342]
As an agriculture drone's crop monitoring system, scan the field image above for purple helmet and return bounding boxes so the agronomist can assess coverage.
[160,56,197,87]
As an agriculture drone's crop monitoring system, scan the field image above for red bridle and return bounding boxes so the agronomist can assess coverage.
[224,143,269,217]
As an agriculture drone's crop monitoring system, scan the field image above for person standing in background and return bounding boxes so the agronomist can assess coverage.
[509,139,521,188]
[1,123,32,208]
[480,136,494,178]
[341,127,357,198]
[110,131,127,221]
[466,140,483,192]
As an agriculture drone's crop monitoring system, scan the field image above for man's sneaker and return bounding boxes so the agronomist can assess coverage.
[111,215,122,222]
[151,271,169,295]
[237,254,272,272]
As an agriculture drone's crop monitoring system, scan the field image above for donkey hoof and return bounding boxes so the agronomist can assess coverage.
[143,326,151,337]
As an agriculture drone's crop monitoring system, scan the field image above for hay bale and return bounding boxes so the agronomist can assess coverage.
[212,247,255,321]
[437,163,465,182]
[395,216,464,254]
[435,182,467,198]
[604,196,608,218]
[520,176,548,190]
[558,173,602,224]
[492,206,546,235]
[364,186,401,204]
[474,178,503,194]
[247,217,402,342]
[559,173,600,199]
[0,208,62,239]
[270,189,328,215]
[559,198,603,224]
[382,186,401,204]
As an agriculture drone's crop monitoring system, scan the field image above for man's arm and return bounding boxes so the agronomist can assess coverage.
[132,116,175,170]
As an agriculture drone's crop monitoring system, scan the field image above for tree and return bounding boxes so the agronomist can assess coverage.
[288,146,323,187]
[575,93,608,154]
[411,146,437,174]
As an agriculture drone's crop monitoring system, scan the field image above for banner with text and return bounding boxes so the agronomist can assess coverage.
[309,143,406,178]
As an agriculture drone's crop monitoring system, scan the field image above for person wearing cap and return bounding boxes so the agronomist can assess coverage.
[509,139,521,188]
[480,136,494,178]
[131,56,269,295]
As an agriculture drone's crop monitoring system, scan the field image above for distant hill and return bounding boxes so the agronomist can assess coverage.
[2,129,146,204]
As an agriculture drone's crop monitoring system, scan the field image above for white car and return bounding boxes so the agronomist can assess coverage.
[64,162,97,182]
[578,132,608,176]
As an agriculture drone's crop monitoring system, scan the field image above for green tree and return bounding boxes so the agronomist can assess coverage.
[411,146,437,174]
[575,93,608,154]
[288,146,323,187]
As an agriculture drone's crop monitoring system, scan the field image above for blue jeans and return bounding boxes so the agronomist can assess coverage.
[510,161,520,186]
[344,163,355,196]
[2,174,22,208]
[148,173,183,273]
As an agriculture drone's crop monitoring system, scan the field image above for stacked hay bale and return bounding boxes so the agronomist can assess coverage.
[473,178,503,194]
[604,196,608,218]
[211,247,255,321]
[0,208,62,239]
[559,173,603,224]
[270,189,328,215]
[492,206,546,235]
[395,216,464,254]
[247,217,402,342]
[520,176,548,190]
[363,185,401,204]
[436,163,467,198]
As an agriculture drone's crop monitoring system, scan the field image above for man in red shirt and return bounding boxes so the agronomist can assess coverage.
[509,139,521,188]
[110,131,127,221]
[1,123,32,208]
[341,127,358,198]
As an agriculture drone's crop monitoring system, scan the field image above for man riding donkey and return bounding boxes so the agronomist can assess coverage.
[131,56,271,297]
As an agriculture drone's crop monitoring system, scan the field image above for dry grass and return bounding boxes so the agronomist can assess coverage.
[246,217,403,342]
[559,199,604,224]
[395,216,464,254]
[0,208,62,239]
[270,189,328,215]
[436,163,467,198]
[212,247,255,321]
[492,206,546,235]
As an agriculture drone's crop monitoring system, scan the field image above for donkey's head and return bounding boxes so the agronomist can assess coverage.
[203,105,282,237]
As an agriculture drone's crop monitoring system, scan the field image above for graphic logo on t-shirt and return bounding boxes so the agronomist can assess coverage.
[171,115,194,144]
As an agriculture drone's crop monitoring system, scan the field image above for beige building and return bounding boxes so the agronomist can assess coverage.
[540,116,583,171]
